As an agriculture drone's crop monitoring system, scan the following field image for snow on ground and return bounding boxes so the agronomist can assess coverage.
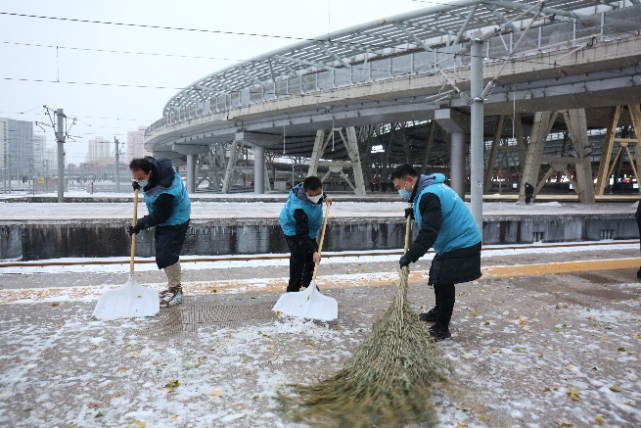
[1,243,640,427]
[1,267,640,427]
[1,242,637,275]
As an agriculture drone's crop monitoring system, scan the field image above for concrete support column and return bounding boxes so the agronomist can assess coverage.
[470,38,484,233]
[254,146,265,194]
[450,131,466,198]
[307,130,326,177]
[186,154,196,194]
[263,158,272,192]
[344,127,366,195]
[222,141,240,194]
[434,109,470,199]
[563,109,595,203]
[171,144,208,194]
[520,111,557,203]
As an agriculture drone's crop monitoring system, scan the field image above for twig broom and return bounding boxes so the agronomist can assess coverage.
[277,205,453,427]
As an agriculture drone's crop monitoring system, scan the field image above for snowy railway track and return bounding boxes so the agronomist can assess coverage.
[0,239,638,268]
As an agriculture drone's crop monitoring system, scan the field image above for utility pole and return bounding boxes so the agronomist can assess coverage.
[55,109,66,203]
[114,136,121,193]
[470,37,485,236]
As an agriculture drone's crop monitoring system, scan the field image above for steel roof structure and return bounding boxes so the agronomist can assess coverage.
[162,0,619,116]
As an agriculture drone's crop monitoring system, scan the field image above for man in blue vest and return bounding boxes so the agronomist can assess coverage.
[392,164,482,340]
[128,157,191,308]
[279,176,332,292]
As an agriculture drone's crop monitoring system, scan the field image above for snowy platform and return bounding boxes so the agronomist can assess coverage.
[1,191,639,204]
[0,201,638,261]
[1,245,640,427]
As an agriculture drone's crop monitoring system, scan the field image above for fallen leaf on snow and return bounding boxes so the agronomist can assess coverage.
[490,348,498,353]
[595,415,605,424]
[566,365,574,370]
[234,402,244,406]
[88,402,100,408]
[51,302,59,307]
[95,412,105,418]
[211,390,224,397]
[558,421,572,427]
[566,389,580,401]
[128,419,146,428]
[609,385,620,392]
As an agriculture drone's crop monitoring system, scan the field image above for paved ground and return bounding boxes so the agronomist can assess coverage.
[1,247,640,427]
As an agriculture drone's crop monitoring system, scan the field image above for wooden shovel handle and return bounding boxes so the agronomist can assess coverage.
[130,189,139,275]
[312,203,331,280]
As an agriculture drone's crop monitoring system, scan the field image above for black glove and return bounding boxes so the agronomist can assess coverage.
[399,254,411,268]
[404,208,414,219]
[127,224,141,236]
[132,181,141,191]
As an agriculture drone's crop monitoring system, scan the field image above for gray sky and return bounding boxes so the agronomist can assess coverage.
[0,0,435,165]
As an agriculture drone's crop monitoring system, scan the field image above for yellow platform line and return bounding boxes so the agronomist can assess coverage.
[482,257,641,278]
[1,258,639,305]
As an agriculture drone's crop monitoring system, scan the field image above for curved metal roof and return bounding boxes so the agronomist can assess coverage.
[162,0,601,115]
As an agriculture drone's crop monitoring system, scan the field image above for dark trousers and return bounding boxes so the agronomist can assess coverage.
[433,283,456,329]
[155,220,190,269]
[285,236,318,292]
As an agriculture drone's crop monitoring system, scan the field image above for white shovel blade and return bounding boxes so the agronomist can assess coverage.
[272,281,338,322]
[93,275,160,320]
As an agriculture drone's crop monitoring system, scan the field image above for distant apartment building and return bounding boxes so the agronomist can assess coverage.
[127,126,151,162]
[46,145,57,175]
[0,117,34,179]
[32,134,47,175]
[86,136,113,164]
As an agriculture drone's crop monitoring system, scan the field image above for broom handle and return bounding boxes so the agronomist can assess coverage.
[130,188,139,275]
[404,203,413,253]
[312,203,331,280]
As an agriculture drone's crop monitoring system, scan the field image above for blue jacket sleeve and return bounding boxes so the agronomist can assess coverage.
[405,193,442,262]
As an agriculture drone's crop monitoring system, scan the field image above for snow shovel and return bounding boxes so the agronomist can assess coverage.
[93,189,160,320]
[272,204,338,322]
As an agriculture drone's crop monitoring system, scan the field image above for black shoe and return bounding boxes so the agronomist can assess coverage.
[637,267,641,281]
[429,327,451,341]
[419,307,439,323]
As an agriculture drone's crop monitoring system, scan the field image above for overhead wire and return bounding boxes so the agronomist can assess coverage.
[1,4,638,121]
[0,40,244,62]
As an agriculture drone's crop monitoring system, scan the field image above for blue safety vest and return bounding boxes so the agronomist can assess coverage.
[144,173,191,226]
[413,174,481,254]
[279,184,324,238]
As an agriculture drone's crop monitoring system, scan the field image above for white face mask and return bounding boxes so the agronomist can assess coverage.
[307,192,323,204]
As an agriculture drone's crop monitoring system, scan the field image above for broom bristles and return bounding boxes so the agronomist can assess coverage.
[277,266,453,427]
